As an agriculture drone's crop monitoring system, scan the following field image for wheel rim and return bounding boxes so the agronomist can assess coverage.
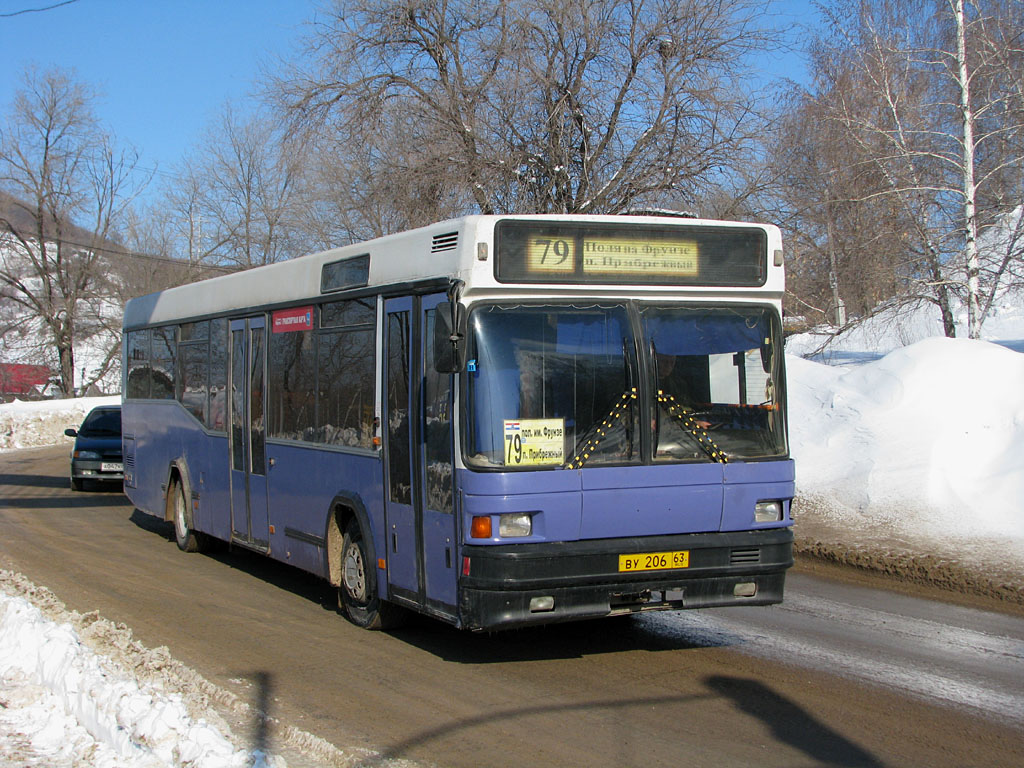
[174,487,187,539]
[343,541,367,602]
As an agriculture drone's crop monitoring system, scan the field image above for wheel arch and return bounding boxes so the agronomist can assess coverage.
[324,492,379,590]
[162,458,193,524]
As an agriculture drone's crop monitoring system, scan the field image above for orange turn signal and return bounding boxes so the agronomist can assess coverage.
[470,515,492,539]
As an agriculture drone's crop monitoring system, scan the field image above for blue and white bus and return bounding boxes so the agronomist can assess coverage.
[121,214,794,631]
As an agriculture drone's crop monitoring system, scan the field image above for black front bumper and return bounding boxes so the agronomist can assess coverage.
[71,459,125,482]
[459,527,793,631]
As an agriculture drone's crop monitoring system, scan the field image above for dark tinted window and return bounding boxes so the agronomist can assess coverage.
[179,343,209,424]
[318,327,375,448]
[151,326,176,400]
[209,319,228,431]
[269,322,316,441]
[126,330,151,399]
[386,311,411,503]
[80,408,121,436]
[322,297,375,329]
[321,254,370,293]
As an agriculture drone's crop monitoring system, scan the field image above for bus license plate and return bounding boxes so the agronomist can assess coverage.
[618,550,689,572]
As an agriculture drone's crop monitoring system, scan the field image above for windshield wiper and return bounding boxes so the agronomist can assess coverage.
[564,388,637,470]
[658,392,728,463]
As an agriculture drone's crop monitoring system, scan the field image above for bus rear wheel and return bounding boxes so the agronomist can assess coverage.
[339,518,404,630]
[172,479,206,553]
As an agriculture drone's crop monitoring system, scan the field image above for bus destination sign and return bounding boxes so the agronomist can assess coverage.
[497,220,766,287]
[526,235,698,277]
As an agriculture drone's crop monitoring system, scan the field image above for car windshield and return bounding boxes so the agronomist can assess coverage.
[463,302,786,469]
[80,409,121,437]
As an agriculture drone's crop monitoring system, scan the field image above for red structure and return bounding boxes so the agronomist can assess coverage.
[0,363,51,399]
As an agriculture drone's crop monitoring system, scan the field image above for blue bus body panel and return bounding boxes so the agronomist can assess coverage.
[457,458,793,544]
[579,464,725,537]
[123,402,231,538]
[123,401,385,581]
[722,459,796,530]
[460,470,583,541]
[263,441,383,576]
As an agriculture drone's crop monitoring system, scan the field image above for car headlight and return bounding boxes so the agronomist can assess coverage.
[754,500,783,523]
[499,512,532,537]
[74,450,101,460]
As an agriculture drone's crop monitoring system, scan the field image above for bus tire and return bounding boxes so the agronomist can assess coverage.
[172,478,205,553]
[339,517,404,630]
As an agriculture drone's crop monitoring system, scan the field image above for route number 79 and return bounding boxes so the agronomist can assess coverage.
[505,431,523,464]
[534,238,572,265]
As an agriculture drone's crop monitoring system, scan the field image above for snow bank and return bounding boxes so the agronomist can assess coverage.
[0,396,120,453]
[0,571,404,768]
[0,574,280,768]
[789,338,1024,544]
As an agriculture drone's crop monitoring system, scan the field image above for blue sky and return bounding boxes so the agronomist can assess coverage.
[0,0,814,200]
[0,0,316,191]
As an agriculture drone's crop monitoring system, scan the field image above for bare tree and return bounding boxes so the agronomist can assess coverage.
[272,0,777,225]
[165,105,311,269]
[808,0,1024,339]
[0,67,150,395]
[769,63,932,330]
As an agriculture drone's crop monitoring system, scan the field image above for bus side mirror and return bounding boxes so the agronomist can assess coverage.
[434,302,465,373]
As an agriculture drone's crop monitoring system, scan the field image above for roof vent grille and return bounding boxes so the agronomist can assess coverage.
[431,231,459,253]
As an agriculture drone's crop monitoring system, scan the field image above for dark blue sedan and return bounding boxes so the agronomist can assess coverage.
[65,405,123,491]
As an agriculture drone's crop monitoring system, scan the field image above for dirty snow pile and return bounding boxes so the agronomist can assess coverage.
[0,572,283,768]
[0,395,120,452]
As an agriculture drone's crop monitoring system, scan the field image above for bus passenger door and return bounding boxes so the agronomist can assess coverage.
[229,316,270,552]
[383,295,458,617]
[421,294,457,612]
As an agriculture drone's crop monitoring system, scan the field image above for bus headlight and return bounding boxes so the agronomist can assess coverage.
[754,500,783,523]
[499,513,532,537]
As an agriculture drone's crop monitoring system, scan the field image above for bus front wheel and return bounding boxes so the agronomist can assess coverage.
[339,518,404,630]
[172,479,205,553]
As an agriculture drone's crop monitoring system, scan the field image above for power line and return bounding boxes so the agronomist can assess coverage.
[1,228,236,273]
[0,0,80,19]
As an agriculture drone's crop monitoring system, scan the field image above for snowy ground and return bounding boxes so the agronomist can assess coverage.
[0,571,281,768]
[1,291,1022,766]
[786,295,1024,595]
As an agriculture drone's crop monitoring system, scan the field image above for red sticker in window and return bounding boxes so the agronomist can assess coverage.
[272,306,313,333]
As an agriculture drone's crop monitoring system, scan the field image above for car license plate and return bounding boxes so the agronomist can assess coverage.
[618,550,689,572]
[100,462,123,472]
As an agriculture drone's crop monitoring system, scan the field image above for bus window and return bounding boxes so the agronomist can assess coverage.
[126,329,151,399]
[465,304,638,469]
[641,305,786,462]
[151,326,177,400]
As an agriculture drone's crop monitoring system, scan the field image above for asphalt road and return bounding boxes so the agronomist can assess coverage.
[2,446,1023,768]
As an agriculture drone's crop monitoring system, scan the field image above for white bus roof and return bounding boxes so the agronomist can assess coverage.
[123,214,783,329]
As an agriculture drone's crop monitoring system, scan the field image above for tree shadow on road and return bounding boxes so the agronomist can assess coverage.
[0,472,68,489]
[704,675,884,767]
[128,509,341,612]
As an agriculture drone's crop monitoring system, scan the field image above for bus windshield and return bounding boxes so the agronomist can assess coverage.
[641,304,786,463]
[464,302,786,469]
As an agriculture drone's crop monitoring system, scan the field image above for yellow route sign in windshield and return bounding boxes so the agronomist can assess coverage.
[503,419,565,466]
